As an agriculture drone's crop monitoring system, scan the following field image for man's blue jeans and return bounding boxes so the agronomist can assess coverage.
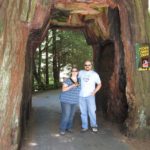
[79,96,97,129]
[60,102,77,132]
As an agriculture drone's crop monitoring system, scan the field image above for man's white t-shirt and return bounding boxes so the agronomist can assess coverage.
[78,70,101,97]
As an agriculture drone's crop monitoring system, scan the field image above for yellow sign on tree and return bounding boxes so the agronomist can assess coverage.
[135,43,150,71]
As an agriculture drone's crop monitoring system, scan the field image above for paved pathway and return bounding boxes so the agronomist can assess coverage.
[21,90,131,150]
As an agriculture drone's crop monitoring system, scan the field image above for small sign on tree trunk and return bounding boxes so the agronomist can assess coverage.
[135,43,150,71]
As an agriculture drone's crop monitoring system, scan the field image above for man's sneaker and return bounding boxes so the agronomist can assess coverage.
[60,131,65,135]
[81,128,88,132]
[91,127,98,133]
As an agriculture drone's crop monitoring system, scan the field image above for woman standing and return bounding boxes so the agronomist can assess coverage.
[59,67,80,135]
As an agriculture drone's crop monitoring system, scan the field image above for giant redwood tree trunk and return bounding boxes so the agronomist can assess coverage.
[117,0,150,136]
[0,0,52,149]
[0,0,150,149]
[94,0,150,136]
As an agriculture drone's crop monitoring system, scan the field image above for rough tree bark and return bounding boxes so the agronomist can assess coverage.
[117,0,150,136]
[0,0,52,149]
[93,0,150,137]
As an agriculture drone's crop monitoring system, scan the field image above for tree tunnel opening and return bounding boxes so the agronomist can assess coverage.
[22,2,129,139]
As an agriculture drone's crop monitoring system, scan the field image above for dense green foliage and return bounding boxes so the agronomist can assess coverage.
[57,29,93,69]
[32,29,93,91]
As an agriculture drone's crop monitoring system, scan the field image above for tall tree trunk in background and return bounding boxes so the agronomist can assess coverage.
[57,32,62,80]
[32,75,35,92]
[33,58,45,90]
[38,44,42,82]
[52,29,60,88]
[45,33,49,87]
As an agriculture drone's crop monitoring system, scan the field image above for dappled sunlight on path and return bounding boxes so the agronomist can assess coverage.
[21,90,131,150]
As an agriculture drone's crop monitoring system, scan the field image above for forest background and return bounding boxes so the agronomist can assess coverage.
[33,29,93,91]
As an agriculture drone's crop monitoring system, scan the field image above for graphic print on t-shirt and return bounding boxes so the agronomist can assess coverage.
[83,75,90,82]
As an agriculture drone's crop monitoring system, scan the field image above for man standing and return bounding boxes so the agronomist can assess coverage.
[78,60,102,133]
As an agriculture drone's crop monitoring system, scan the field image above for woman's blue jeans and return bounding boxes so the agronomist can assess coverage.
[79,95,98,129]
[60,102,77,132]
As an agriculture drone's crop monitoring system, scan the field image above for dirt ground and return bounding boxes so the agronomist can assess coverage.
[21,90,150,150]
[99,117,150,150]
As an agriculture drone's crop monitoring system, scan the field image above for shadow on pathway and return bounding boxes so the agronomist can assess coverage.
[21,90,131,150]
